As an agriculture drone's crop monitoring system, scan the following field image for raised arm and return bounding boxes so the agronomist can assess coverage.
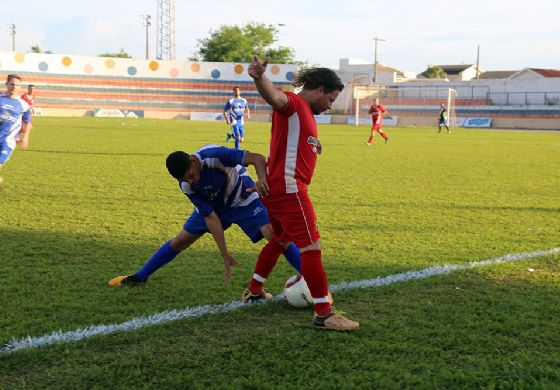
[248,55,288,110]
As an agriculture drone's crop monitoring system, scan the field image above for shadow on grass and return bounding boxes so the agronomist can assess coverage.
[317,199,560,214]
[1,260,559,389]
[22,149,165,157]
[0,227,261,342]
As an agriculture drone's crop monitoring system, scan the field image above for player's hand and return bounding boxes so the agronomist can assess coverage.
[316,139,322,155]
[247,179,269,198]
[222,253,239,284]
[248,55,269,79]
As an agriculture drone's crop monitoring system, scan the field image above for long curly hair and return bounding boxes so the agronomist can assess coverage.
[292,68,344,93]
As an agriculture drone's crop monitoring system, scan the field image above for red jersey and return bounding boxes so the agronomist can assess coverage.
[21,93,35,106]
[267,92,319,195]
[369,104,386,124]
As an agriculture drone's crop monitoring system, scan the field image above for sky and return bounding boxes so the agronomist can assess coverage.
[1,0,559,74]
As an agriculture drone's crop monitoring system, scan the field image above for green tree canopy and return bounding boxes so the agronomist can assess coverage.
[420,66,448,79]
[192,22,296,64]
[99,48,132,58]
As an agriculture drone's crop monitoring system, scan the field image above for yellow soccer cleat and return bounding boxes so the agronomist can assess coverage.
[107,274,144,287]
[313,312,359,331]
[241,288,273,303]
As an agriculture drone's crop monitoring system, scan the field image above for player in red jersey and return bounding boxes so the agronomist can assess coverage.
[17,85,35,147]
[366,98,389,145]
[241,56,359,331]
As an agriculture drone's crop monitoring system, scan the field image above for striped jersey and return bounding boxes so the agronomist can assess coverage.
[179,145,258,217]
[0,95,31,149]
[267,92,319,195]
[224,97,248,124]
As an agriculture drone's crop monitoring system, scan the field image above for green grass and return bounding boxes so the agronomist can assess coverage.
[1,117,559,388]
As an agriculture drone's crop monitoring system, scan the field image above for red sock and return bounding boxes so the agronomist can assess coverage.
[379,129,388,140]
[367,135,374,143]
[248,240,284,294]
[301,250,331,316]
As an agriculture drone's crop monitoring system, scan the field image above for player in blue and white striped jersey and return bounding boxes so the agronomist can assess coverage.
[224,86,250,150]
[0,74,32,185]
[108,144,301,286]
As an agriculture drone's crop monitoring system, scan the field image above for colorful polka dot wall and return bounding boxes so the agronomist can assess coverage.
[0,52,298,83]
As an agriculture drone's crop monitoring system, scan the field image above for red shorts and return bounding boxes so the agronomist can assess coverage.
[262,191,320,248]
[372,121,382,130]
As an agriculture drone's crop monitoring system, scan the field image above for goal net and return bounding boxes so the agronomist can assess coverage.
[351,86,457,127]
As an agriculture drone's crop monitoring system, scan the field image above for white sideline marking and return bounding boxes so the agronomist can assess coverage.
[2,247,558,354]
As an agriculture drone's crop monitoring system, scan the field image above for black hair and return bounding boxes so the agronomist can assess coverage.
[166,151,191,180]
[293,68,344,93]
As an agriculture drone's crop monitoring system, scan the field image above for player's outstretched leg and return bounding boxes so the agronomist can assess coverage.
[108,231,192,287]
[379,129,389,144]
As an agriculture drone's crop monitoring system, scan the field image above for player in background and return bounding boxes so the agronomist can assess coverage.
[366,98,389,145]
[437,102,450,133]
[0,75,32,185]
[242,56,359,331]
[224,86,250,150]
[108,145,301,287]
[17,84,36,146]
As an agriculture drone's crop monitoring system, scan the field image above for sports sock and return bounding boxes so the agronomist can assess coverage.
[135,240,179,281]
[234,138,240,150]
[300,250,331,316]
[248,240,284,294]
[283,243,301,273]
[368,134,375,143]
[379,129,389,140]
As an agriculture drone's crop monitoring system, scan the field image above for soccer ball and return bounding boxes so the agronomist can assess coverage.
[283,275,313,308]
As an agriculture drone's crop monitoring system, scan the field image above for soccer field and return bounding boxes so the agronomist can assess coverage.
[1,117,559,388]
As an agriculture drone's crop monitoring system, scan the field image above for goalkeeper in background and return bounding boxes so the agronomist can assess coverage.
[437,103,450,133]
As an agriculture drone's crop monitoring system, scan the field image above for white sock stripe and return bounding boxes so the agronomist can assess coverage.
[2,247,558,354]
[312,296,331,304]
[252,273,266,283]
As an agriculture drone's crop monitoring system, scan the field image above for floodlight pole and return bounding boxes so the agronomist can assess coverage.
[475,44,480,79]
[8,24,16,51]
[373,36,385,84]
[141,15,152,60]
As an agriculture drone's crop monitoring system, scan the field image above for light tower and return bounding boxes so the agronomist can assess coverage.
[140,15,152,60]
[156,0,175,60]
[372,36,385,84]
[8,24,16,51]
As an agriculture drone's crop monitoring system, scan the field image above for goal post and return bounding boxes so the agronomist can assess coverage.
[351,86,458,127]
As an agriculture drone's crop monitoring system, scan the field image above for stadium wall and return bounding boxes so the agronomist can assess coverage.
[0,51,296,118]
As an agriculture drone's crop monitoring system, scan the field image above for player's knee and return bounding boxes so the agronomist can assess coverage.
[260,224,273,241]
[300,240,321,253]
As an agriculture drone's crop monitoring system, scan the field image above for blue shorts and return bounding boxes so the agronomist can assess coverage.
[0,143,14,164]
[184,198,269,243]
[231,122,245,139]
[439,118,446,125]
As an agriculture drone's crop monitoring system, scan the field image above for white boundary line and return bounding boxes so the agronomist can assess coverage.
[2,247,558,354]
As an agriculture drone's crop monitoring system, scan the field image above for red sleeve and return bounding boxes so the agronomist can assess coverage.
[274,92,296,117]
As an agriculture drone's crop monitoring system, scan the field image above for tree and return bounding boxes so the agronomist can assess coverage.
[192,22,296,64]
[99,48,132,58]
[420,66,447,79]
[30,45,42,53]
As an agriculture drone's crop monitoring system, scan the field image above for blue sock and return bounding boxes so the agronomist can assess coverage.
[234,138,240,150]
[135,240,179,281]
[282,243,302,273]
